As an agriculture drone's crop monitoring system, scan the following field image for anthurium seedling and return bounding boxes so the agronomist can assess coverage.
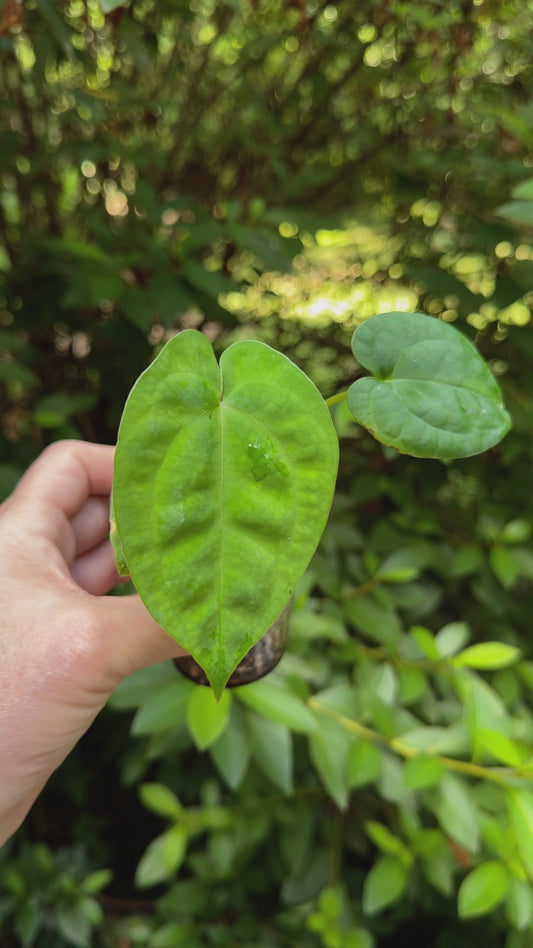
[111,329,339,697]
[111,312,510,697]
[347,312,510,459]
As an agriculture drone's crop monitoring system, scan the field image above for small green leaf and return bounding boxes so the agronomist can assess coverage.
[108,662,179,710]
[79,896,104,925]
[312,684,359,720]
[458,861,510,918]
[80,869,113,895]
[506,877,533,930]
[0,362,38,386]
[150,924,196,948]
[397,666,427,704]
[399,725,466,756]
[476,729,523,767]
[362,855,409,915]
[246,711,293,793]
[237,676,317,733]
[498,519,531,544]
[414,829,455,896]
[434,773,479,853]
[367,695,395,739]
[33,392,96,428]
[462,676,509,736]
[365,821,412,863]
[411,626,440,661]
[308,713,351,809]
[511,179,533,200]
[280,801,315,875]
[450,545,484,578]
[435,622,470,659]
[506,788,533,877]
[378,755,411,806]
[519,661,533,691]
[210,703,250,790]
[379,567,419,583]
[139,783,183,820]
[281,850,330,905]
[57,909,91,948]
[369,664,398,706]
[186,687,231,750]
[463,677,511,759]
[347,740,383,788]
[496,200,533,226]
[403,756,445,789]
[113,331,338,696]
[490,546,523,588]
[344,596,401,646]
[453,642,521,670]
[135,826,188,888]
[344,928,374,948]
[348,312,510,460]
[376,546,431,581]
[289,609,347,644]
[308,887,342,932]
[131,677,193,735]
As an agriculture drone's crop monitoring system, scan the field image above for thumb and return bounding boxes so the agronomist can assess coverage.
[94,594,186,686]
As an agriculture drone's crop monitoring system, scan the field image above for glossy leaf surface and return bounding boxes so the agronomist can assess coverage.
[453,642,521,670]
[308,712,352,810]
[506,788,533,877]
[210,704,250,790]
[362,855,409,915]
[113,330,338,695]
[186,688,231,751]
[246,712,293,793]
[347,740,383,788]
[434,773,479,853]
[135,826,187,888]
[506,878,533,931]
[139,783,183,820]
[458,861,509,918]
[348,312,511,459]
[237,674,317,733]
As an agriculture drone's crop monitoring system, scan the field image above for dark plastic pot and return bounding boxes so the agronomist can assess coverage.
[174,601,291,688]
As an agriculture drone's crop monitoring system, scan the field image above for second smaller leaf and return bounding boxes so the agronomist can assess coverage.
[348,312,511,460]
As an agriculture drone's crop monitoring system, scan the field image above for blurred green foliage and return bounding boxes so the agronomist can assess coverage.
[3,0,533,945]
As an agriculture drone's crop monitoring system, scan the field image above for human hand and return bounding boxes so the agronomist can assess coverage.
[0,440,184,845]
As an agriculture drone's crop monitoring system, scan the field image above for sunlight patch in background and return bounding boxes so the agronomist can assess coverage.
[221,225,419,330]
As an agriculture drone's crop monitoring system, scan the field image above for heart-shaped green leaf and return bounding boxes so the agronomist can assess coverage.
[347,312,511,460]
[113,330,338,696]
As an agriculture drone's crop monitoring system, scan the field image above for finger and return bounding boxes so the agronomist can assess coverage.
[94,594,186,685]
[9,442,115,562]
[70,497,111,562]
[71,540,122,595]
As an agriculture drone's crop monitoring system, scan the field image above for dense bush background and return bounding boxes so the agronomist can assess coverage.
[2,0,533,945]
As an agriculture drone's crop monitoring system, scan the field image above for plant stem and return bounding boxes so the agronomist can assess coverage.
[308,697,516,787]
[325,389,348,408]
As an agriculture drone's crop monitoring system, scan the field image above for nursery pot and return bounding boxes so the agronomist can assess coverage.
[174,601,291,688]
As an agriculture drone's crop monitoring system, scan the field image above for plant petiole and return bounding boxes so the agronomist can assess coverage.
[325,389,349,408]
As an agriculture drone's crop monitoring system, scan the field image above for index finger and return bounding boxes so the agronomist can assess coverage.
[7,441,115,559]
